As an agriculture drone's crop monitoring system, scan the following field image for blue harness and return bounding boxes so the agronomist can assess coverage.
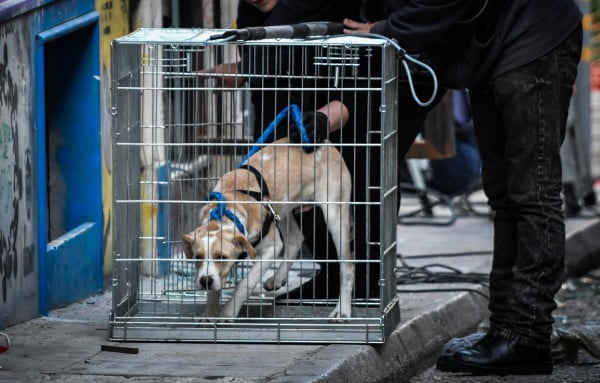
[208,104,310,246]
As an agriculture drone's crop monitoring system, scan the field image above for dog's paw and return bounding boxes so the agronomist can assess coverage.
[196,317,214,324]
[328,311,351,323]
[197,317,236,324]
[328,303,351,323]
[199,310,235,323]
[263,276,287,292]
[218,304,238,322]
[214,317,236,323]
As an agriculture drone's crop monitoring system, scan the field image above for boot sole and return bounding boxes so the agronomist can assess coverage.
[436,359,553,376]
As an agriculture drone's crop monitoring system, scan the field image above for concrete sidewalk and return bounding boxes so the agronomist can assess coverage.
[0,199,598,382]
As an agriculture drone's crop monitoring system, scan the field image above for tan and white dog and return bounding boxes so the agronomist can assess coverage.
[182,137,353,320]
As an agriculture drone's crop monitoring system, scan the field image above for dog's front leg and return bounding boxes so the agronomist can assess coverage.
[220,251,276,319]
[263,217,302,292]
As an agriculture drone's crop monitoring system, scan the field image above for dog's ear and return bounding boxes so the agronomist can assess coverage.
[182,233,194,259]
[233,234,257,259]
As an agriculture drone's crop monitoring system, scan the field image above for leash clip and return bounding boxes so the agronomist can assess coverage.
[266,203,281,222]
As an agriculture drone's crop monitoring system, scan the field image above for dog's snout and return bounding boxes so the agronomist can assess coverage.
[199,275,213,289]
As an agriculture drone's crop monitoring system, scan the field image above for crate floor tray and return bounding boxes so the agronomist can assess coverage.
[110,296,400,343]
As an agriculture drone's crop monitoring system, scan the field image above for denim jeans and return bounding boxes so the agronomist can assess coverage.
[469,25,582,349]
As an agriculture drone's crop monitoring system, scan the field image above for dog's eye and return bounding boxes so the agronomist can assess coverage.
[194,255,202,260]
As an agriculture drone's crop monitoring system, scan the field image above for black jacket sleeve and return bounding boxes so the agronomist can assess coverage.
[263,1,340,24]
[371,0,482,50]
[236,0,364,76]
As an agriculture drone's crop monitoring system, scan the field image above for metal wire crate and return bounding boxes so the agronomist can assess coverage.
[109,28,400,343]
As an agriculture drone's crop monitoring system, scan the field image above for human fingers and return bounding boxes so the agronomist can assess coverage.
[198,62,237,75]
[343,18,374,34]
[197,63,244,87]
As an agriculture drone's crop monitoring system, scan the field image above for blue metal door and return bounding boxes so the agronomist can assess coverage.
[35,13,103,314]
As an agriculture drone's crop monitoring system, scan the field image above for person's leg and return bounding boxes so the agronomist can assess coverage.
[470,83,515,337]
[439,26,581,375]
[479,27,580,350]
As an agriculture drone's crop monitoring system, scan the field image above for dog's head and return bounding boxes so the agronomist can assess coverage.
[182,220,257,291]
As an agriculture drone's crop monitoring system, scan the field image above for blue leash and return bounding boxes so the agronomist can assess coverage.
[238,104,309,166]
[208,191,246,234]
[209,104,310,231]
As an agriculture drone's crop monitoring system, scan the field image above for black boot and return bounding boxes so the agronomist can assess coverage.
[437,334,553,376]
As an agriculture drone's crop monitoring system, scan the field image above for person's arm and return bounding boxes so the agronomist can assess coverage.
[288,101,349,152]
[263,0,341,25]
[317,100,349,134]
[344,0,480,50]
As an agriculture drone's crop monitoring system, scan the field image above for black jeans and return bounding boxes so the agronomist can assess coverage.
[469,26,582,349]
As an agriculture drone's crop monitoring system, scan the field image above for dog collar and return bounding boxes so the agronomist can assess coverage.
[236,164,282,248]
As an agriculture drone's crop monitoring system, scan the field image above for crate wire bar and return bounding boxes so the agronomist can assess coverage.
[109,28,400,343]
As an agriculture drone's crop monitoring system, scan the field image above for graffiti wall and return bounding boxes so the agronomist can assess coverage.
[1,0,100,327]
[0,18,37,328]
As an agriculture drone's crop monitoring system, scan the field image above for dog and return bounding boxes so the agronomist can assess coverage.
[182,137,353,320]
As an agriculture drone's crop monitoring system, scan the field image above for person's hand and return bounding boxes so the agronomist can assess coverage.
[198,62,245,87]
[343,18,376,34]
[288,111,329,153]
